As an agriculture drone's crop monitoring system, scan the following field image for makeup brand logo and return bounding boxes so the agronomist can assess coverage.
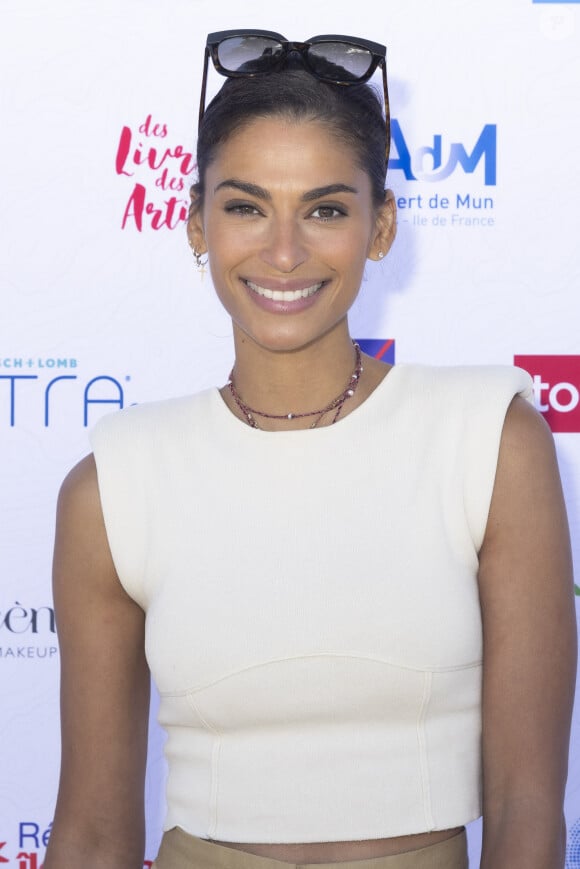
[1,603,55,635]
[356,339,395,364]
[514,355,580,433]
[0,602,58,661]
[390,122,497,186]
[115,113,196,231]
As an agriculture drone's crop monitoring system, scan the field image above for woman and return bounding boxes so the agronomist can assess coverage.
[44,30,576,869]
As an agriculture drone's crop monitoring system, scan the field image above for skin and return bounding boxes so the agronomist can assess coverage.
[44,116,577,869]
[188,117,398,429]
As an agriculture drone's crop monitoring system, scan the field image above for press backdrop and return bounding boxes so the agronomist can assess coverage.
[1,1,579,866]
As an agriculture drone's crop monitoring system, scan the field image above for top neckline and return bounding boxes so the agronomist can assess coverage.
[208,363,409,439]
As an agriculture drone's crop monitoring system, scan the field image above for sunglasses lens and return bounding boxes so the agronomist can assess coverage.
[216,36,284,73]
[307,43,374,81]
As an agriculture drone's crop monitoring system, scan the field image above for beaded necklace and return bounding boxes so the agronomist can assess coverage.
[227,342,363,430]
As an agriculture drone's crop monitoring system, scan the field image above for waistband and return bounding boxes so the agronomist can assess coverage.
[152,827,468,869]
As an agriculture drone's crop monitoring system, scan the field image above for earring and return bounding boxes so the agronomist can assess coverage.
[377,251,385,259]
[188,240,208,277]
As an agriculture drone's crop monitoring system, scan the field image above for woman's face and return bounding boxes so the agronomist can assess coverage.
[189,116,395,354]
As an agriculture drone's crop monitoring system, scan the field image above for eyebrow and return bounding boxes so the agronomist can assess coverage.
[214,179,359,201]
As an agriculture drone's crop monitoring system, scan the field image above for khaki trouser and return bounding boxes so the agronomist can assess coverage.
[152,827,468,869]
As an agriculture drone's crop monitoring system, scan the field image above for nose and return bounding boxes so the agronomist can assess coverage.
[259,215,308,273]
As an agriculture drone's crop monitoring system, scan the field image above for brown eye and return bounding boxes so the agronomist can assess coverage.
[310,205,347,221]
[224,202,263,216]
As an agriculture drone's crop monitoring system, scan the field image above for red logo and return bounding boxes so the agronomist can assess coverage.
[115,113,195,232]
[514,355,580,433]
[0,842,8,863]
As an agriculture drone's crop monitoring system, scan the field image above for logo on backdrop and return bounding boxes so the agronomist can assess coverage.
[115,113,196,232]
[0,824,153,867]
[356,339,395,364]
[0,358,133,428]
[0,602,57,661]
[514,355,580,434]
[391,122,497,230]
[567,818,580,868]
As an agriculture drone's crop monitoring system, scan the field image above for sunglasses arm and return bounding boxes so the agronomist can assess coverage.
[198,48,210,130]
[381,61,391,167]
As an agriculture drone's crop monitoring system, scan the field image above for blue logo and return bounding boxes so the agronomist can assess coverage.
[389,122,497,185]
[567,817,580,867]
[356,340,395,364]
[0,372,130,427]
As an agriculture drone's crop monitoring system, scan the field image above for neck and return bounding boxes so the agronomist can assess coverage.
[224,325,362,431]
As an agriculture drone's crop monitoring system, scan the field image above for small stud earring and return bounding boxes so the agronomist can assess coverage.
[377,251,385,259]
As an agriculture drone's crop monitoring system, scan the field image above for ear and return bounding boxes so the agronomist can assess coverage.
[187,186,207,255]
[368,189,397,261]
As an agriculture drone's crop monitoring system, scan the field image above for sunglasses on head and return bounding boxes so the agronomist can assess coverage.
[198,28,390,144]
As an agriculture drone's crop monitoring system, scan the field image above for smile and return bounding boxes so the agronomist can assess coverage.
[244,280,324,302]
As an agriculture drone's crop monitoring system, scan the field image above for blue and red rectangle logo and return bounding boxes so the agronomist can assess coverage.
[356,339,395,364]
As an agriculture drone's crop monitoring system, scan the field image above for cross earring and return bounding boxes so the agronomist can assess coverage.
[189,240,208,279]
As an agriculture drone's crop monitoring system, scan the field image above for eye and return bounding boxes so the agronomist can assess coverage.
[309,204,347,221]
[224,201,263,217]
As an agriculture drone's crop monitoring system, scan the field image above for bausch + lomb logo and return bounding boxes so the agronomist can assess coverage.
[0,358,132,428]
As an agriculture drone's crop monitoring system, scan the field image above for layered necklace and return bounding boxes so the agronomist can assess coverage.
[227,342,363,430]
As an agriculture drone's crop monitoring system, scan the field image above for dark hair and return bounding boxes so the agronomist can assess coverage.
[192,66,388,210]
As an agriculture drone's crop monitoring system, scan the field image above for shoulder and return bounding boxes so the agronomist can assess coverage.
[491,394,559,516]
[58,453,100,516]
[398,362,533,402]
[500,392,554,454]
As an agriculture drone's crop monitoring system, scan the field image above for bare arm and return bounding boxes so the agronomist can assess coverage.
[44,455,151,869]
[478,397,577,868]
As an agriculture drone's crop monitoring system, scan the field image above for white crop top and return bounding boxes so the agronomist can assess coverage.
[89,363,533,843]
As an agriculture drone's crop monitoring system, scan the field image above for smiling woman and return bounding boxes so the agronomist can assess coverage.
[188,116,392,375]
[44,28,576,869]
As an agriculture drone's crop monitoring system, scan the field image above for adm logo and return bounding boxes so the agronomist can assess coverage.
[390,122,496,185]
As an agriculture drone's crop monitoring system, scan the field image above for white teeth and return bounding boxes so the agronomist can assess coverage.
[246,280,323,302]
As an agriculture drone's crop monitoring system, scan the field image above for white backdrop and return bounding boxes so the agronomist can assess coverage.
[1,1,579,866]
